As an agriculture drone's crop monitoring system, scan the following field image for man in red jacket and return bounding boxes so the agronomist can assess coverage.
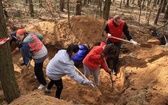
[83,42,118,86]
[104,15,138,75]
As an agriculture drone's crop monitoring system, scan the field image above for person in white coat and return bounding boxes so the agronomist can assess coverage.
[44,44,93,99]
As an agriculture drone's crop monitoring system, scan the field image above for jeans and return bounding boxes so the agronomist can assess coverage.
[106,39,121,73]
[47,78,63,99]
[34,61,47,85]
[83,64,99,85]
[20,48,29,64]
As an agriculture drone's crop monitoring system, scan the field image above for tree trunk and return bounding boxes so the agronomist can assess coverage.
[0,1,20,103]
[153,0,157,7]
[120,0,123,8]
[28,0,34,17]
[103,0,111,20]
[84,0,89,6]
[67,0,71,28]
[25,0,28,4]
[38,0,42,7]
[145,0,152,24]
[156,0,160,5]
[137,0,141,7]
[60,0,64,12]
[76,0,81,15]
[138,0,142,23]
[126,0,129,6]
[2,3,8,19]
[88,0,91,4]
[98,0,102,12]
[141,0,145,9]
[164,4,168,19]
[161,0,167,13]
[123,0,125,5]
[131,0,135,4]
[154,0,164,25]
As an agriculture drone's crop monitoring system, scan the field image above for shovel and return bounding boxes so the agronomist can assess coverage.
[108,36,152,48]
[163,35,168,46]
[74,66,94,87]
[109,70,114,91]
[74,66,102,96]
[103,58,115,91]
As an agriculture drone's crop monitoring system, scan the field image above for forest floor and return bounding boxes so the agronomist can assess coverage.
[1,1,168,105]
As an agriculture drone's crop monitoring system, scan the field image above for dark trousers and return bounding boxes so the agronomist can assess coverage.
[106,39,121,72]
[34,62,47,85]
[47,78,63,99]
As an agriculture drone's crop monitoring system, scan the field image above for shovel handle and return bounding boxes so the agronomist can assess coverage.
[103,58,115,89]
[74,66,94,87]
[109,36,132,43]
[103,57,110,70]
[109,36,140,45]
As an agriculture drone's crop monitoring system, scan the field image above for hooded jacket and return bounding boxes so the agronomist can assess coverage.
[72,45,89,62]
[46,50,89,84]
[83,42,108,71]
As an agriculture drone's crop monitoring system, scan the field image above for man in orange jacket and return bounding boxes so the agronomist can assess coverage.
[104,15,138,75]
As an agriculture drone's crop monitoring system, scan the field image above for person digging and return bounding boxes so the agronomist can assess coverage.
[104,15,138,75]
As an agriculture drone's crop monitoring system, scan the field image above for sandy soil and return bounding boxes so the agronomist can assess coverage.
[1,15,168,105]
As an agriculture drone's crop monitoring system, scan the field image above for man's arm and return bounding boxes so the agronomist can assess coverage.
[123,23,132,40]
[123,23,139,45]
[12,43,22,55]
[104,24,110,34]
[12,47,19,55]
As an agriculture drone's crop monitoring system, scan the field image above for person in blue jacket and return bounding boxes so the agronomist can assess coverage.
[72,44,89,67]
[9,27,30,66]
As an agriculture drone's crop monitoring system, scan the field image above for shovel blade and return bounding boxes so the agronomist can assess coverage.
[140,44,152,48]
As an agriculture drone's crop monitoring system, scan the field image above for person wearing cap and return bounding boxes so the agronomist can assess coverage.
[16,29,48,89]
[104,15,138,75]
[83,42,118,86]
[9,27,30,66]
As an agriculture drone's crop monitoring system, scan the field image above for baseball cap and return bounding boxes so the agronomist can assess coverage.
[16,29,25,35]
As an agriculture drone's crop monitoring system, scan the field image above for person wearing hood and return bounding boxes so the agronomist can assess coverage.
[83,42,118,86]
[44,44,93,99]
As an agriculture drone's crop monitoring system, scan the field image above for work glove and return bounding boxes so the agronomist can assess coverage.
[106,69,112,74]
[100,53,105,57]
[107,33,112,38]
[130,39,138,46]
[85,80,94,87]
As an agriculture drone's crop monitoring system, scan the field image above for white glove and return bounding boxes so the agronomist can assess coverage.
[165,43,168,47]
[107,33,111,38]
[83,80,94,87]
[130,39,138,45]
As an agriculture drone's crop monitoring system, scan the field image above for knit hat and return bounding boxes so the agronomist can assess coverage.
[16,29,25,35]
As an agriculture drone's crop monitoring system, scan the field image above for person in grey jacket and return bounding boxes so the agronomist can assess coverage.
[44,44,93,99]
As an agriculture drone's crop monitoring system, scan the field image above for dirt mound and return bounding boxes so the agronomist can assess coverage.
[25,15,105,48]
[118,45,168,104]
[9,91,74,105]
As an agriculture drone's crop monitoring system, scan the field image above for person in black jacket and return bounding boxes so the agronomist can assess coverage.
[104,15,138,75]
